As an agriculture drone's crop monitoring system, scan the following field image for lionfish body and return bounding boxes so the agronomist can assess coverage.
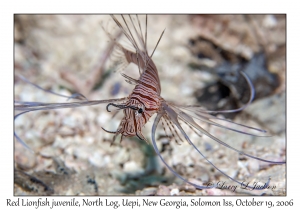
[112,56,163,141]
[105,15,163,143]
[14,15,285,191]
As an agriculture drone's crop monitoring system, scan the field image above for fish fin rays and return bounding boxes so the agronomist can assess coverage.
[150,104,284,190]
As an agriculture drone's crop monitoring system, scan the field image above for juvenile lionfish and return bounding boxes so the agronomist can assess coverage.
[15,15,285,191]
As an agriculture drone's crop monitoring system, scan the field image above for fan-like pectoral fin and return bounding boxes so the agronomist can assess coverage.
[151,110,215,190]
[153,105,274,190]
[177,110,285,165]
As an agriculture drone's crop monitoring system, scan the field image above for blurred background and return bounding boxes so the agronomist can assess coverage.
[14,14,286,195]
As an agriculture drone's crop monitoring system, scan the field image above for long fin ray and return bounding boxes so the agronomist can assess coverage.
[17,74,88,101]
[151,111,214,189]
[177,110,285,164]
[15,98,127,112]
[171,104,268,136]
[152,110,272,190]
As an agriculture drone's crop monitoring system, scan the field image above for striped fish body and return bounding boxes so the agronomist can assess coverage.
[117,49,163,138]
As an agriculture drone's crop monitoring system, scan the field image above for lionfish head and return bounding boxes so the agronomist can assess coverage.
[103,98,160,144]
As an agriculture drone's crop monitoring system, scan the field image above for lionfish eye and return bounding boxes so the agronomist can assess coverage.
[138,108,143,113]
